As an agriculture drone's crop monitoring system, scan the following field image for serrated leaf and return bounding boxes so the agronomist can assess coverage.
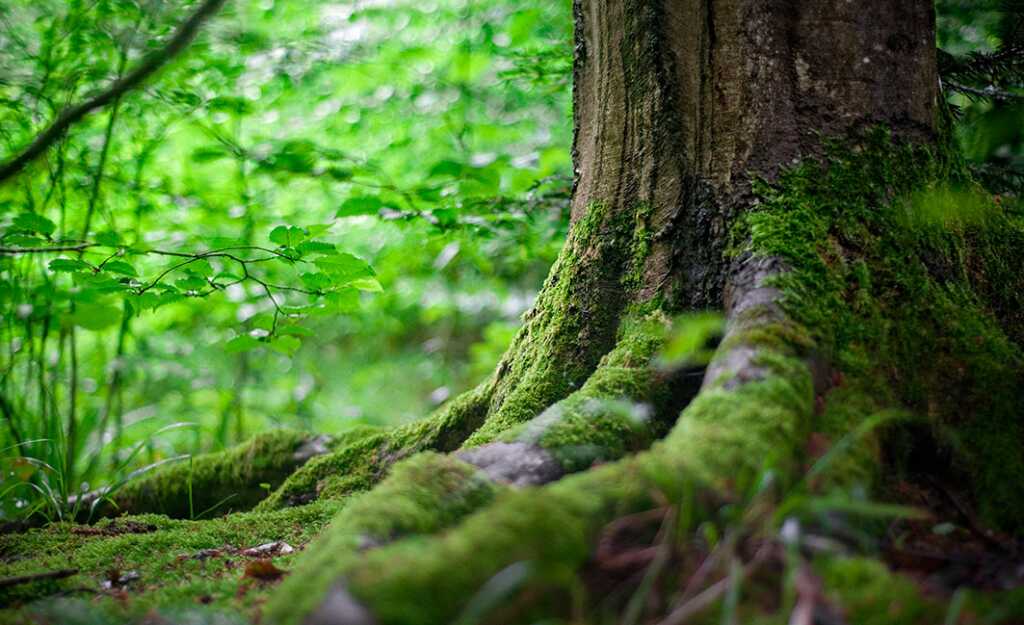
[300,272,332,291]
[13,212,56,236]
[269,225,307,247]
[103,260,137,277]
[185,259,214,278]
[269,335,301,356]
[337,196,382,217]
[225,334,263,354]
[49,258,91,273]
[296,240,337,257]
[313,253,374,284]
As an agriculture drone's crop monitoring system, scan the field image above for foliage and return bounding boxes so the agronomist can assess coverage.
[0,0,572,519]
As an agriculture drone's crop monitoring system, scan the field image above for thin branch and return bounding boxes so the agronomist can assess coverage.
[0,568,78,589]
[0,0,230,184]
[0,244,93,255]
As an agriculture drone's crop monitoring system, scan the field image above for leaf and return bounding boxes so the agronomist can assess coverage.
[49,258,91,273]
[191,146,231,163]
[313,253,374,284]
[326,167,353,181]
[175,276,207,291]
[269,225,307,247]
[71,302,122,331]
[95,231,121,247]
[269,335,301,356]
[278,325,313,337]
[296,241,337,257]
[300,272,333,291]
[102,260,137,277]
[429,160,464,178]
[185,259,214,278]
[12,212,56,236]
[337,196,383,217]
[225,335,262,354]
[325,288,359,313]
[350,277,383,292]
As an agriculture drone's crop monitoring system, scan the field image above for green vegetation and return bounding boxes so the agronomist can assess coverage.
[0,0,1022,624]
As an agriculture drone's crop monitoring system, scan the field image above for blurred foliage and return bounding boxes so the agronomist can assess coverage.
[0,0,1020,521]
[0,0,571,519]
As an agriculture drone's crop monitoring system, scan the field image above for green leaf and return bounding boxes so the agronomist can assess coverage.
[269,335,301,356]
[49,258,91,273]
[13,212,56,236]
[269,225,307,247]
[176,276,207,291]
[313,253,374,284]
[250,313,275,331]
[325,288,359,313]
[300,272,333,291]
[191,146,231,163]
[429,160,464,178]
[95,231,121,247]
[71,302,122,331]
[326,167,353,181]
[337,196,383,217]
[225,334,263,354]
[102,260,137,277]
[185,259,214,278]
[350,277,383,292]
[296,240,337,257]
[278,325,314,337]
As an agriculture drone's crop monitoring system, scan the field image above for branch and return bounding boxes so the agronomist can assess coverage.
[0,568,78,589]
[0,0,230,184]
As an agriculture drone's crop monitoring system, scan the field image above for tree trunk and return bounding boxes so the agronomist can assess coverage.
[4,2,1023,624]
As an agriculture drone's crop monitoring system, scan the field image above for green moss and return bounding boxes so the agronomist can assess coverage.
[0,500,344,624]
[465,201,653,446]
[311,348,813,625]
[263,452,502,625]
[256,381,493,510]
[98,429,322,519]
[739,129,1024,530]
[817,556,1024,625]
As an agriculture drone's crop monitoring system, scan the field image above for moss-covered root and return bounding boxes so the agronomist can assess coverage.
[83,429,334,520]
[261,453,501,625]
[266,292,817,624]
[256,382,493,511]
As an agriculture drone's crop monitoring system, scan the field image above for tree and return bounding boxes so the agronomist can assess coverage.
[3,1,1024,623]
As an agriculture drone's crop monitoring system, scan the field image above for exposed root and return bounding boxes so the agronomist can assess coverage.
[81,429,333,520]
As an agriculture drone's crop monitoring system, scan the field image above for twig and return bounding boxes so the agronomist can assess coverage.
[654,545,772,625]
[0,568,78,589]
[0,0,230,184]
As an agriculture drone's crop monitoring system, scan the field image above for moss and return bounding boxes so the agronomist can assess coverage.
[739,129,1024,530]
[817,556,1024,625]
[262,452,502,625]
[0,500,344,624]
[465,201,653,446]
[298,347,813,625]
[256,381,493,510]
[96,429,322,519]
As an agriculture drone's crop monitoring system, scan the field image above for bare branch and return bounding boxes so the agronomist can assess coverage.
[0,0,230,184]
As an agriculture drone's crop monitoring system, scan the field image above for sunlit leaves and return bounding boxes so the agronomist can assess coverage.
[12,213,57,236]
[48,258,91,273]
